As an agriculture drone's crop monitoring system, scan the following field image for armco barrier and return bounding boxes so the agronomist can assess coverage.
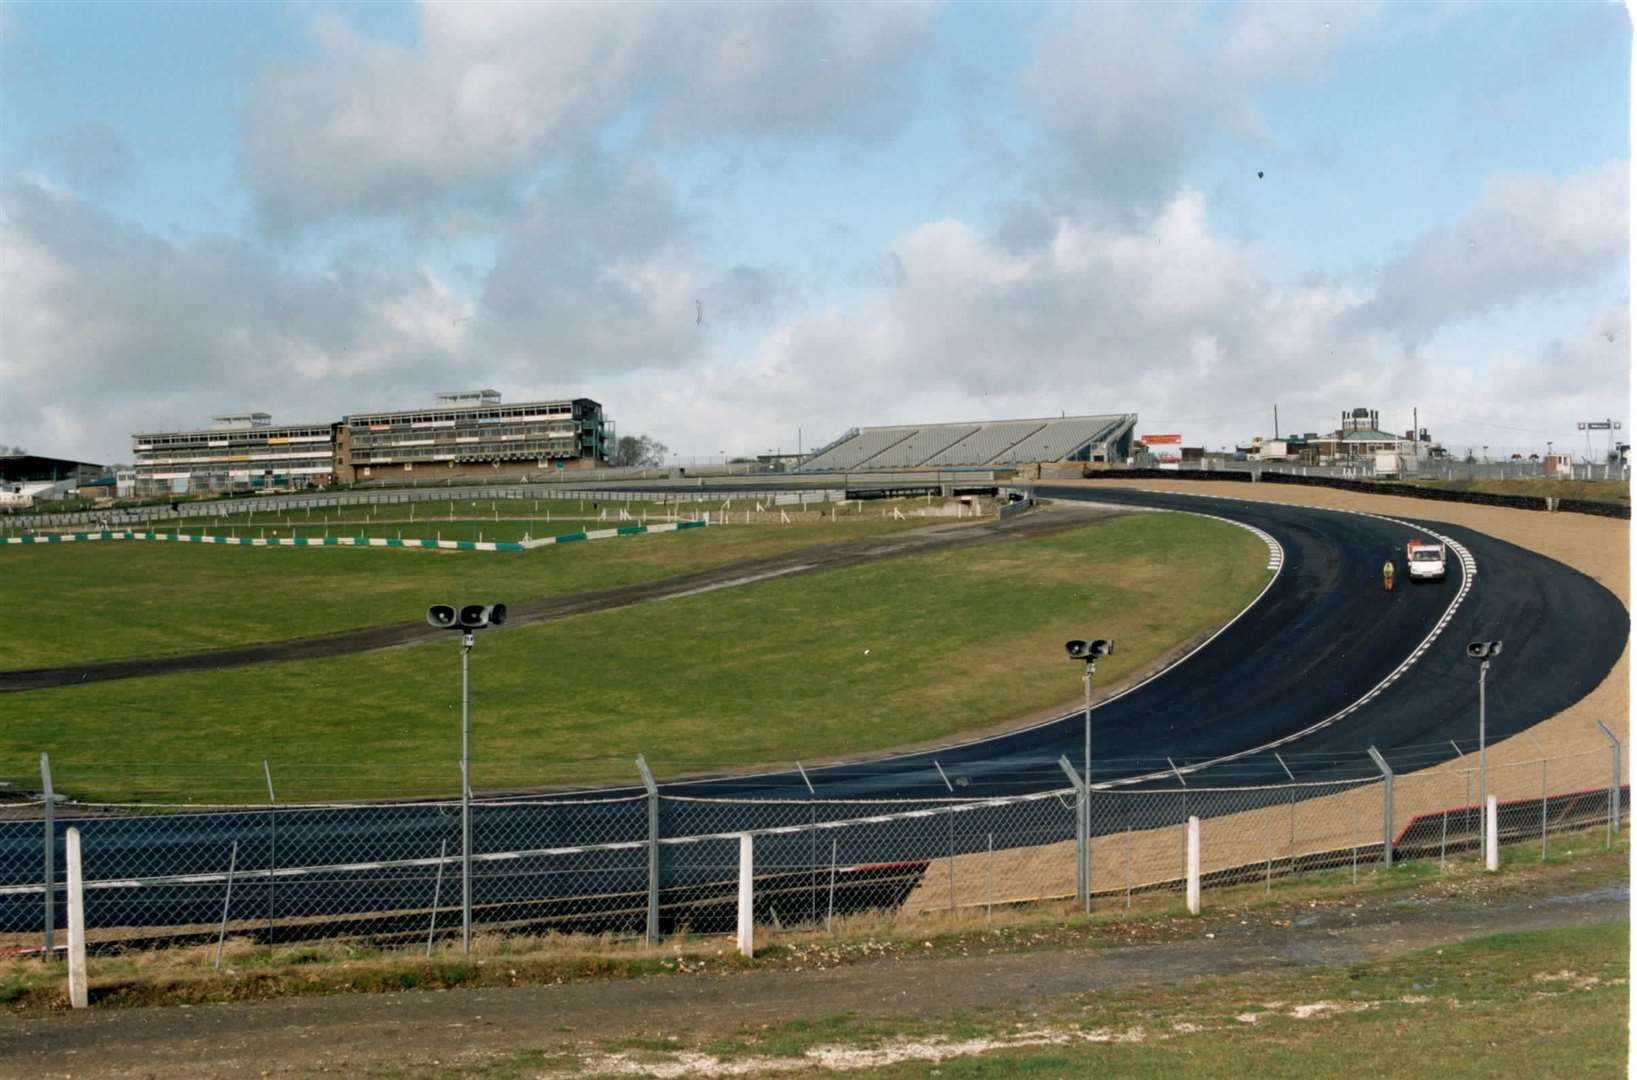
[1081,468,1630,519]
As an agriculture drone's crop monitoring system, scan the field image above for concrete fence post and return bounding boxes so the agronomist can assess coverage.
[736,833,754,958]
[65,827,86,1009]
[1367,747,1394,868]
[1485,796,1499,871]
[636,755,660,945]
[1186,816,1201,915]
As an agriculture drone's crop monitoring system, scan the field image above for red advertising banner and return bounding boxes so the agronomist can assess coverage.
[1141,433,1182,444]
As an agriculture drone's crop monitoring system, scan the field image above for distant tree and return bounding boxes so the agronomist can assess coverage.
[0,444,25,457]
[611,435,669,467]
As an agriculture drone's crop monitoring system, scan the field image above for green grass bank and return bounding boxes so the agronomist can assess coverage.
[1,512,1268,801]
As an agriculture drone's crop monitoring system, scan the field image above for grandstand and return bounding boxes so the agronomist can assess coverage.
[796,414,1137,472]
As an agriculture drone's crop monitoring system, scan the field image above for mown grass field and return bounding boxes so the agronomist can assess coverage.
[1,513,1268,801]
[0,509,932,669]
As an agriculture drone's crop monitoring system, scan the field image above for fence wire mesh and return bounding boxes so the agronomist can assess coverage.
[0,744,1624,955]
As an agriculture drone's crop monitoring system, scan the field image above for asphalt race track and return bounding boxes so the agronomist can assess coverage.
[1,486,1626,942]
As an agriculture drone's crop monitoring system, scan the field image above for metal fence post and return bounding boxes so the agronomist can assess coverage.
[1367,747,1394,868]
[934,762,956,912]
[636,755,660,945]
[214,841,239,970]
[1540,755,1548,860]
[1058,757,1088,912]
[796,762,817,927]
[40,753,54,954]
[263,761,277,947]
[1595,721,1621,842]
[1275,752,1296,869]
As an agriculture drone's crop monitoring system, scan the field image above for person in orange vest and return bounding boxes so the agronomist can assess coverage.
[1382,558,1395,591]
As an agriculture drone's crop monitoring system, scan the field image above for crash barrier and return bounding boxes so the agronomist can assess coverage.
[0,740,1621,955]
[0,521,708,554]
[1083,468,1630,519]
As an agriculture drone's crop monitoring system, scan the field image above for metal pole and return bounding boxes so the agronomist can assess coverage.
[428,840,447,956]
[826,837,837,933]
[1367,747,1394,868]
[1083,666,1093,903]
[1595,720,1621,841]
[40,753,55,955]
[986,831,994,924]
[1540,756,1548,861]
[1477,660,1488,853]
[636,754,660,945]
[796,762,816,927]
[214,841,239,970]
[1058,756,1088,912]
[263,760,277,948]
[933,761,956,912]
[1275,752,1297,867]
[461,632,474,953]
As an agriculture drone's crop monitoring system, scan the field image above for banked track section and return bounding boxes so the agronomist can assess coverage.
[0,487,1625,940]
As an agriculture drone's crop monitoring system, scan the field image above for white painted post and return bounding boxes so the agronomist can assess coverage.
[737,833,754,958]
[1185,815,1201,915]
[1485,796,1499,871]
[65,827,87,1009]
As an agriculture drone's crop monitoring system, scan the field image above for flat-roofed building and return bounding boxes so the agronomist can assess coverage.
[131,414,336,496]
[335,391,610,484]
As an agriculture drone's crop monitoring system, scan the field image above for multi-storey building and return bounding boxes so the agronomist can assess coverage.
[334,392,611,484]
[131,414,335,496]
[129,393,612,495]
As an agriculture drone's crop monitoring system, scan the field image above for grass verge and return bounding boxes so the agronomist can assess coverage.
[1,512,1269,801]
[0,823,1622,1013]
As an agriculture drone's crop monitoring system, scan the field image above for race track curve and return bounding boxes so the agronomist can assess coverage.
[1,485,1625,941]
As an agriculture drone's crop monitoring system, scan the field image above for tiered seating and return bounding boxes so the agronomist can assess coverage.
[797,414,1135,471]
[798,426,917,471]
[936,421,1048,466]
[864,425,980,468]
[999,415,1127,464]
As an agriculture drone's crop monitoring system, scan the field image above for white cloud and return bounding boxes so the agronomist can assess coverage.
[1350,160,1629,342]
[612,174,1625,459]
[0,177,472,462]
[241,1,936,232]
[1020,1,1380,204]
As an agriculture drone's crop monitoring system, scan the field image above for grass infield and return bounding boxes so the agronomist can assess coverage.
[0,511,928,670]
[1,512,1268,801]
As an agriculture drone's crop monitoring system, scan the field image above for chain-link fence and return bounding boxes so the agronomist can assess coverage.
[0,741,1624,956]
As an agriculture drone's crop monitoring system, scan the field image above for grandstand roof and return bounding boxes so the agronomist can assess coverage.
[797,413,1136,472]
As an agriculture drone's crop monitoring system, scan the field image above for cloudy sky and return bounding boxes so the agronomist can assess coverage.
[1,1,1629,464]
